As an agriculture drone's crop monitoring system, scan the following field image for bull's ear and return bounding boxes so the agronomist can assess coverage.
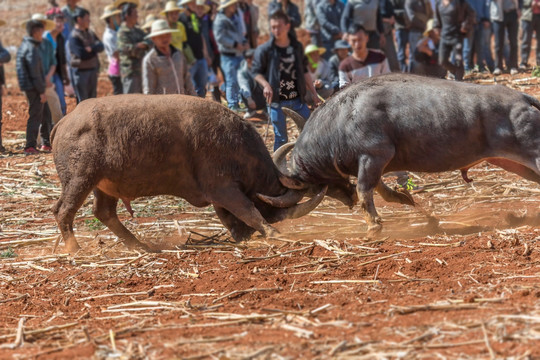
[279,174,306,190]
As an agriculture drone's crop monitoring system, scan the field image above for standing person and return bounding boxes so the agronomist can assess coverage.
[238,49,268,119]
[463,0,492,73]
[316,0,345,58]
[252,10,320,151]
[117,3,148,94]
[433,0,475,80]
[45,7,69,116]
[328,39,350,92]
[412,19,447,77]
[102,5,123,95]
[61,0,82,39]
[161,1,190,62]
[214,0,248,110]
[405,0,433,72]
[391,0,411,72]
[268,0,302,36]
[305,0,321,46]
[340,0,385,49]
[339,24,390,88]
[69,8,104,102]
[16,20,49,155]
[520,0,540,69]
[0,20,11,153]
[142,20,196,95]
[179,0,212,97]
[380,0,400,71]
[490,0,519,75]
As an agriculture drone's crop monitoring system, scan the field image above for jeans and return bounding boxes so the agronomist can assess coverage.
[493,10,519,70]
[520,15,540,66]
[52,74,66,115]
[395,28,409,72]
[268,98,310,151]
[190,58,208,98]
[464,23,494,72]
[24,90,51,149]
[74,68,98,102]
[109,75,123,95]
[462,27,475,71]
[122,73,142,94]
[408,30,423,73]
[482,24,495,71]
[221,54,243,109]
[439,36,464,80]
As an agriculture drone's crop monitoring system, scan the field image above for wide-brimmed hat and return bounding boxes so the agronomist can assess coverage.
[113,0,139,9]
[141,14,158,30]
[423,19,435,37]
[333,39,350,51]
[160,1,184,15]
[304,44,326,56]
[100,5,121,20]
[145,19,179,39]
[21,13,55,31]
[179,0,211,13]
[217,0,239,10]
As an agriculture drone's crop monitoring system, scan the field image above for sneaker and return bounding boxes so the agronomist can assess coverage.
[510,68,519,75]
[24,147,39,155]
[243,111,257,120]
[493,68,502,75]
[39,145,52,153]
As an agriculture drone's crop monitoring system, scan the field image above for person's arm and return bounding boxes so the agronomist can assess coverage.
[380,58,391,74]
[237,66,253,100]
[289,3,302,28]
[433,0,442,29]
[252,46,272,103]
[0,41,11,64]
[461,0,476,33]
[316,3,342,36]
[338,69,349,89]
[27,47,46,95]
[91,32,104,54]
[142,55,154,94]
[340,2,353,33]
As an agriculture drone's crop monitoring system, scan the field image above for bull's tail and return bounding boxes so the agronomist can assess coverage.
[523,93,540,111]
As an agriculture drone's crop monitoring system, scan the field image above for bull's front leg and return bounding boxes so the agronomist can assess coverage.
[357,188,382,237]
[357,154,388,238]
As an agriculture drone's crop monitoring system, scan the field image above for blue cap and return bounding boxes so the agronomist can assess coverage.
[333,39,350,51]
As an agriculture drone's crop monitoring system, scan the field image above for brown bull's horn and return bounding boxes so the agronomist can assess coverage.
[282,107,306,131]
[286,185,327,219]
[279,174,306,190]
[272,142,295,175]
[256,188,306,208]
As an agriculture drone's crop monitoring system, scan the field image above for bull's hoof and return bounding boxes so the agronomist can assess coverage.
[262,224,280,238]
[124,240,157,253]
[366,223,383,239]
[65,241,81,254]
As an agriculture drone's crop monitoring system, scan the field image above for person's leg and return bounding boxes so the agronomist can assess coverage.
[439,39,458,75]
[89,69,99,99]
[191,58,208,98]
[472,25,483,71]
[533,14,540,65]
[367,31,381,50]
[408,30,423,73]
[269,102,288,151]
[507,10,519,70]
[492,20,505,71]
[74,70,91,102]
[40,103,53,148]
[383,23,400,72]
[291,98,310,120]
[122,75,131,94]
[109,75,123,95]
[520,19,533,67]
[222,55,239,109]
[25,90,44,150]
[482,23,495,71]
[52,74,66,115]
[462,28,474,72]
[453,37,465,80]
[395,28,409,72]
[0,92,4,151]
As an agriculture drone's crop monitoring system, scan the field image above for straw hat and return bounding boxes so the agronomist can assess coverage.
[141,14,158,30]
[21,13,55,31]
[423,19,435,37]
[113,0,139,9]
[160,1,184,16]
[144,19,179,39]
[179,0,210,13]
[304,44,326,56]
[217,0,239,11]
[100,5,121,20]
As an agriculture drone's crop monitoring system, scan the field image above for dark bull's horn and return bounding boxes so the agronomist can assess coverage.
[282,107,306,131]
[269,185,328,222]
[257,188,305,208]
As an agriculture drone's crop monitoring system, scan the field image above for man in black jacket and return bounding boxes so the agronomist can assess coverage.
[16,20,49,155]
[253,10,319,151]
[0,20,11,153]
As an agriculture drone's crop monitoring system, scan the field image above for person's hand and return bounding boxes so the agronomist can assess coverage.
[314,79,323,89]
[263,83,273,104]
[247,96,256,109]
[85,46,92,52]
[46,77,53,88]
[40,93,47,103]
[236,42,248,52]
[312,91,321,107]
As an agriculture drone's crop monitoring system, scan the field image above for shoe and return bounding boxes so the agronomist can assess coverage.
[519,63,528,71]
[243,111,257,120]
[39,145,52,153]
[510,68,519,75]
[24,147,39,155]
[493,68,502,75]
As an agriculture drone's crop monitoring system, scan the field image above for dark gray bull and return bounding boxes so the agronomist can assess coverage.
[260,73,540,236]
[51,95,326,253]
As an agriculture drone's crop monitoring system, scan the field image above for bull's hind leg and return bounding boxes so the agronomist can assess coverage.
[93,189,151,252]
[487,158,540,184]
[53,183,95,254]
[214,206,256,241]
[211,187,276,239]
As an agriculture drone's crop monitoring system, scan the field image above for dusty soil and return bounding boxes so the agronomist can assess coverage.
[1,1,540,358]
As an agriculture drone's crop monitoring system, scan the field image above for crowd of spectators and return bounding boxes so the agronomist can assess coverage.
[1,0,540,155]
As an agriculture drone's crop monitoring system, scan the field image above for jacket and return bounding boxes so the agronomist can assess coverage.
[316,0,345,43]
[0,41,11,87]
[521,0,533,21]
[16,36,46,94]
[252,35,307,104]
[55,33,69,83]
[117,24,148,77]
[433,0,476,35]
[268,0,302,28]
[489,0,519,21]
[341,0,384,34]
[468,0,491,22]
[69,28,103,70]
[305,0,321,32]
[390,0,410,29]
[213,11,245,56]
[142,46,195,95]
[405,0,434,32]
